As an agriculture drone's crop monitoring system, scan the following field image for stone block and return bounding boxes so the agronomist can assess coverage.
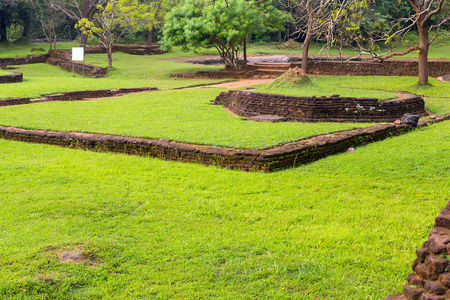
[426,256,449,274]
[424,280,446,295]
[435,209,450,229]
[404,284,424,300]
[408,273,425,287]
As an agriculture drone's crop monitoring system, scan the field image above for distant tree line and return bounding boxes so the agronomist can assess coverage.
[0,0,448,83]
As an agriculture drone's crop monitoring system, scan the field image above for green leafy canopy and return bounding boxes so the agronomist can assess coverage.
[161,0,287,52]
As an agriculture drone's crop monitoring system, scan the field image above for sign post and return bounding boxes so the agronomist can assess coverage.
[72,47,85,77]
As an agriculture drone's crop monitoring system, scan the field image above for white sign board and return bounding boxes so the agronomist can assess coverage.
[72,47,85,61]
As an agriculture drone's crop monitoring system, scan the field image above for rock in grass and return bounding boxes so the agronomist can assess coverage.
[401,113,420,127]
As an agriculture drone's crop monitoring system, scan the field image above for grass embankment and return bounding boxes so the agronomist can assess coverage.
[0,52,226,99]
[1,53,448,148]
[0,49,404,149]
[0,41,450,299]
[0,88,377,149]
[1,118,449,299]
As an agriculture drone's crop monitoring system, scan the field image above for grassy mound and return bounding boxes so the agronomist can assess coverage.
[267,67,312,90]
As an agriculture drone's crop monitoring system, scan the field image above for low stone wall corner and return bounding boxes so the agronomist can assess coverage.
[384,200,450,300]
[214,91,427,123]
[0,72,23,84]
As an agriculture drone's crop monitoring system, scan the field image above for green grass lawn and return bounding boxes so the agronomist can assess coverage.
[1,41,450,299]
[0,53,227,99]
[0,88,379,149]
[1,119,449,299]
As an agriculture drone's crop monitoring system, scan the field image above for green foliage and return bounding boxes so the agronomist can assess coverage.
[75,0,167,67]
[162,0,286,69]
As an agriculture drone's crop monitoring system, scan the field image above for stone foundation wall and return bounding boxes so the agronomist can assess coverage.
[44,87,157,101]
[171,70,257,79]
[46,50,108,78]
[384,200,450,300]
[0,54,49,67]
[214,91,427,123]
[0,87,156,107]
[299,59,450,77]
[0,72,23,83]
[0,116,448,172]
[0,97,30,107]
[174,59,450,79]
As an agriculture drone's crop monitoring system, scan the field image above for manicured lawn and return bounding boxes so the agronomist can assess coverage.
[0,54,226,99]
[1,41,450,299]
[1,119,449,299]
[333,76,450,115]
[0,88,377,149]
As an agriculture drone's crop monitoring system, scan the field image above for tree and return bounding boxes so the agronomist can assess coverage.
[286,0,350,73]
[75,0,152,67]
[162,0,286,70]
[29,0,62,49]
[329,0,390,59]
[0,0,27,42]
[401,0,450,84]
[137,0,173,45]
[332,0,450,84]
[49,0,107,47]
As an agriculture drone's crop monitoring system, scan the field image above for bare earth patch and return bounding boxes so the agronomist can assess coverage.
[55,245,98,265]
[189,79,274,89]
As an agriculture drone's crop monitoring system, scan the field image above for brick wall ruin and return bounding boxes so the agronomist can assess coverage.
[214,91,427,123]
[0,72,23,84]
[46,50,108,78]
[0,54,49,67]
[299,59,450,77]
[0,87,157,107]
[0,115,448,172]
[173,59,450,79]
[384,200,450,300]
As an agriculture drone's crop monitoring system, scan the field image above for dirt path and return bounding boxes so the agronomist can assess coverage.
[188,79,274,89]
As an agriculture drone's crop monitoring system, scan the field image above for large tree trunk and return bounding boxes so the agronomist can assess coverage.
[80,33,88,47]
[243,36,247,69]
[417,17,429,84]
[107,42,113,68]
[147,30,153,45]
[301,32,312,73]
[0,15,7,42]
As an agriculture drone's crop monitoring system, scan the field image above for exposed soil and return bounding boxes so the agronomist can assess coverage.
[437,75,450,82]
[56,245,98,265]
[188,79,274,89]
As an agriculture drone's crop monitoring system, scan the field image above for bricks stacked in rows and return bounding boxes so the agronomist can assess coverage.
[384,202,450,300]
[46,50,107,78]
[0,54,49,67]
[0,98,30,107]
[303,60,450,78]
[0,72,23,84]
[0,88,156,106]
[214,91,427,123]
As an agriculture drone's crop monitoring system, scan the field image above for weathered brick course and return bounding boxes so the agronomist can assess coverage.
[0,115,448,172]
[214,91,427,122]
[385,199,450,300]
[0,72,23,83]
